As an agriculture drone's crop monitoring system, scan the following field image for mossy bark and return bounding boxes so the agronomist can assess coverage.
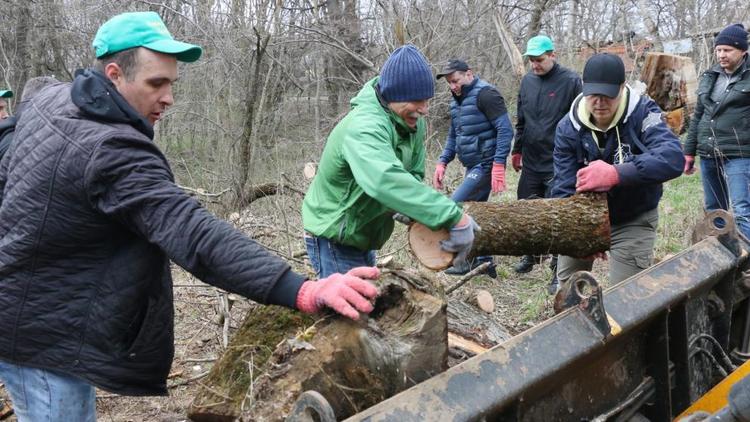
[465,192,610,258]
[188,269,448,421]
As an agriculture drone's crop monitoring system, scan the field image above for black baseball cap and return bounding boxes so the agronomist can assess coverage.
[582,53,625,98]
[436,59,470,79]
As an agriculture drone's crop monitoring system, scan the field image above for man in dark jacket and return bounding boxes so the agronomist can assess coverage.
[684,23,750,240]
[432,59,514,276]
[551,53,683,290]
[0,12,378,421]
[511,35,582,290]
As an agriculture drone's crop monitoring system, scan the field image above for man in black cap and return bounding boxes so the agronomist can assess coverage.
[431,59,514,277]
[550,53,683,289]
[684,23,750,240]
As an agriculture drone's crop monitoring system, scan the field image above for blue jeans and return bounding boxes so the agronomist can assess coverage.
[0,359,96,422]
[700,157,750,239]
[304,234,376,278]
[451,163,493,266]
[451,163,492,202]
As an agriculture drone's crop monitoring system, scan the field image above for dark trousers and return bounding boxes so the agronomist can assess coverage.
[517,169,553,200]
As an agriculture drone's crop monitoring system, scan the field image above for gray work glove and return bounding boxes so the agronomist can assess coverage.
[392,212,413,226]
[440,215,481,270]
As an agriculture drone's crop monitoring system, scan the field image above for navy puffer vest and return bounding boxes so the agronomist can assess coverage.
[450,78,496,167]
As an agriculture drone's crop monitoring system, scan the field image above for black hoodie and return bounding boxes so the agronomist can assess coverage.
[0,69,305,395]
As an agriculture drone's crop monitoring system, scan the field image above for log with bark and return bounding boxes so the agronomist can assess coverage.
[639,52,698,134]
[188,269,449,421]
[409,193,610,270]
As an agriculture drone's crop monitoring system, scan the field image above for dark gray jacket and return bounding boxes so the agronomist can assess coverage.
[513,63,582,175]
[685,55,750,158]
[0,70,305,396]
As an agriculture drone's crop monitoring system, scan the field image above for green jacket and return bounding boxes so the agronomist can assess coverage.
[302,77,463,251]
[685,56,750,158]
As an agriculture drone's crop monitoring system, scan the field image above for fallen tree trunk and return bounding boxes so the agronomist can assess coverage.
[409,193,610,270]
[188,269,448,421]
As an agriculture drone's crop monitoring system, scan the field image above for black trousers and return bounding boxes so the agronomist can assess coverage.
[517,169,554,200]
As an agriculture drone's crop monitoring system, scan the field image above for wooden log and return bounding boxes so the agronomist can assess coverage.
[447,300,510,349]
[410,193,611,270]
[640,52,697,111]
[474,289,495,313]
[448,332,489,355]
[188,269,448,421]
[639,52,698,134]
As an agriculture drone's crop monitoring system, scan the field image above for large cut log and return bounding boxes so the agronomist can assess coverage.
[188,269,448,421]
[410,193,610,270]
[639,52,698,134]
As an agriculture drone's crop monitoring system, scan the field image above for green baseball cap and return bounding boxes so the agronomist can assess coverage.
[93,12,202,62]
[523,35,555,57]
[0,90,12,98]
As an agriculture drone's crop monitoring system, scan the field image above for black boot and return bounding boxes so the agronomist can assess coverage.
[514,255,535,273]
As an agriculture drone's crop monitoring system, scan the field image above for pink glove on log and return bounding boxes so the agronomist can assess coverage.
[491,163,506,193]
[575,160,620,192]
[684,155,696,175]
[433,163,447,189]
[511,153,522,172]
[296,266,380,320]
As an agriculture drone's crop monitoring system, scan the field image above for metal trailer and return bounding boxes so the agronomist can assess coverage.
[337,211,750,422]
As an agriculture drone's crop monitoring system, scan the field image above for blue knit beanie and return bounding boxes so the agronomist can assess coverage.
[715,23,748,51]
[379,44,435,102]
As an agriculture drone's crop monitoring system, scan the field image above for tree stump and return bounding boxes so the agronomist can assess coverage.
[188,269,448,421]
[639,52,698,134]
[410,193,610,270]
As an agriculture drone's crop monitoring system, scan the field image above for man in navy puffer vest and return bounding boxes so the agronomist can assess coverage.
[432,60,513,277]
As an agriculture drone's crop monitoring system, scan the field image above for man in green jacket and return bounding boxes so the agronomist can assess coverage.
[303,44,478,277]
[684,23,750,239]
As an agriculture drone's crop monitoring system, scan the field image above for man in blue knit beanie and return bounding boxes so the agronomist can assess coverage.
[685,23,750,240]
[303,44,479,277]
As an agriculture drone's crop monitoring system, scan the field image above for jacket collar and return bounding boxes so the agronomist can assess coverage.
[71,69,154,139]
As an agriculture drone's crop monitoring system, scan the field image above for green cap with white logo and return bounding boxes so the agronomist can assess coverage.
[0,90,12,98]
[523,35,555,57]
[93,11,202,62]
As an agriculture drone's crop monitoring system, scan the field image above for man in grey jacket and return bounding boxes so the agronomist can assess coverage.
[0,12,378,421]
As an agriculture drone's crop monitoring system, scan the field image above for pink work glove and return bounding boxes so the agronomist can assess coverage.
[296,266,380,320]
[684,155,696,175]
[491,163,506,193]
[433,162,447,189]
[576,160,620,192]
[511,153,522,172]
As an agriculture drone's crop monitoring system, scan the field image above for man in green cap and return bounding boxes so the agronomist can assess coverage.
[510,35,581,293]
[0,90,12,120]
[0,12,378,420]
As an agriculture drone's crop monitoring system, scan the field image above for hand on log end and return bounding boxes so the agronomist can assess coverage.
[296,267,380,320]
[409,193,611,270]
